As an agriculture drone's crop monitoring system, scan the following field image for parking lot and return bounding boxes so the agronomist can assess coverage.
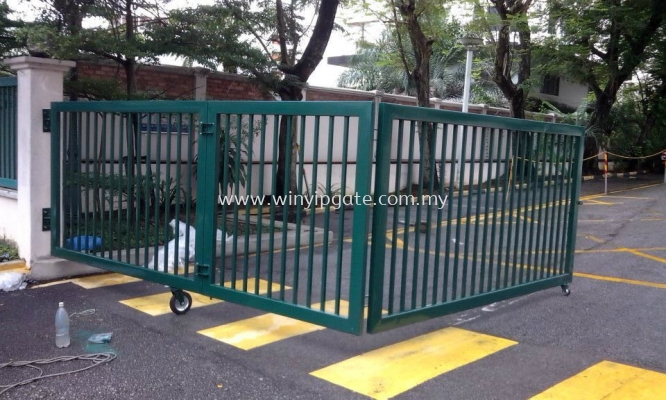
[1,174,665,399]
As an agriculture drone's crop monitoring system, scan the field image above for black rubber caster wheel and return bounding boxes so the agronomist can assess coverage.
[169,291,192,315]
[561,285,571,296]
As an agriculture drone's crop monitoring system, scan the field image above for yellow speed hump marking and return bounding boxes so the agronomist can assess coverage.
[310,327,516,400]
[531,360,666,400]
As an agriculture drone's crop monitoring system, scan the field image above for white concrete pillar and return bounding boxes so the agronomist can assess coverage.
[193,67,209,100]
[4,56,75,272]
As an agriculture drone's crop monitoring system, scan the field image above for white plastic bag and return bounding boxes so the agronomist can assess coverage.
[145,220,233,273]
[145,219,196,273]
[0,271,27,292]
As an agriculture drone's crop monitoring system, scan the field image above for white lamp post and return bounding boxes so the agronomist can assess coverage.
[455,35,483,187]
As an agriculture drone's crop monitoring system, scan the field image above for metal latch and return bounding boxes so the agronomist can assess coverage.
[200,123,214,135]
[42,208,51,231]
[196,263,210,277]
[42,109,51,132]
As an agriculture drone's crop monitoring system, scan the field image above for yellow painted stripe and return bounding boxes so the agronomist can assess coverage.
[310,327,517,400]
[71,273,141,289]
[120,278,285,316]
[120,291,223,316]
[574,272,666,290]
[531,360,666,400]
[625,249,666,264]
[198,300,350,350]
[0,260,26,272]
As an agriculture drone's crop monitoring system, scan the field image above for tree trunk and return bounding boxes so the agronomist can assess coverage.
[584,92,614,174]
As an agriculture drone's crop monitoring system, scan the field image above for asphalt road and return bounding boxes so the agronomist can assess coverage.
[1,173,665,399]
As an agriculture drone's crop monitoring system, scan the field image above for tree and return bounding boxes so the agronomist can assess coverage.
[0,1,23,74]
[468,0,535,119]
[543,0,666,172]
[166,0,340,211]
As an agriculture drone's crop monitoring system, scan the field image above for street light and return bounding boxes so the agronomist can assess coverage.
[454,35,483,187]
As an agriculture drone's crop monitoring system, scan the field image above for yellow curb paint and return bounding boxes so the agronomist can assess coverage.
[531,361,666,400]
[574,272,666,290]
[310,327,517,400]
[198,300,350,350]
[120,278,285,316]
[71,273,142,289]
[0,260,26,272]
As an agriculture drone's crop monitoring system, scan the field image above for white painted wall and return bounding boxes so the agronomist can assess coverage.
[0,192,19,241]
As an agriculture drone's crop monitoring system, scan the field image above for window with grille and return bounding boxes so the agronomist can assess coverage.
[541,75,560,96]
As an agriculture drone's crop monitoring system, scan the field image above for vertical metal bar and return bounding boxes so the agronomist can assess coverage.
[221,114,233,285]
[388,119,405,314]
[306,116,320,306]
[83,112,91,256]
[564,132,584,279]
[453,124,469,300]
[487,129,502,292]
[267,115,280,297]
[99,114,108,259]
[411,120,426,310]
[144,113,153,269]
[75,112,83,251]
[334,116,351,314]
[134,113,143,266]
[461,125,476,298]
[279,115,293,300]
[399,120,416,311]
[125,114,133,265]
[432,122,448,304]
[544,134,558,278]
[472,127,487,295]
[518,131,535,284]
[559,136,576,276]
[319,115,334,310]
[184,113,194,277]
[552,136,569,275]
[51,107,61,251]
[161,114,171,272]
[292,114,306,304]
[153,113,162,269]
[172,114,183,272]
[510,131,528,287]
[528,133,548,281]
[499,132,517,290]
[240,114,252,292]
[443,124,459,302]
[421,121,436,308]
[255,115,267,295]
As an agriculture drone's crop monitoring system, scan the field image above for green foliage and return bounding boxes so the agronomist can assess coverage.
[0,236,19,262]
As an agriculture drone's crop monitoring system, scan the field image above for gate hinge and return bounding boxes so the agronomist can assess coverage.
[196,263,210,277]
[42,208,51,231]
[200,123,214,135]
[42,109,51,132]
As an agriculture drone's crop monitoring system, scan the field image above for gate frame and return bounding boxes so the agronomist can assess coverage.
[50,100,374,335]
[366,103,584,333]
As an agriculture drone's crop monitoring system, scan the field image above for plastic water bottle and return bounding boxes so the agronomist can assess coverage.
[55,302,70,348]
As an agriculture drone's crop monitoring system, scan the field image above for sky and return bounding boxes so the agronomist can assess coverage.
[6,0,360,88]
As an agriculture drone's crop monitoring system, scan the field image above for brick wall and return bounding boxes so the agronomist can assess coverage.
[74,61,543,121]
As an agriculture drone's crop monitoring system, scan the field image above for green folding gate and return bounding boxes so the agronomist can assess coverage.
[367,103,584,332]
[50,100,583,335]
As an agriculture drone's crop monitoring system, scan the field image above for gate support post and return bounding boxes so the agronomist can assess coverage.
[4,56,78,279]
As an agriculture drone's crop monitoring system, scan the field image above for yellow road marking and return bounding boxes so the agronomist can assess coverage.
[310,327,516,400]
[574,272,666,290]
[120,292,223,316]
[583,235,605,244]
[531,360,666,399]
[120,278,284,316]
[623,249,666,264]
[198,300,353,350]
[71,273,141,289]
[582,199,616,205]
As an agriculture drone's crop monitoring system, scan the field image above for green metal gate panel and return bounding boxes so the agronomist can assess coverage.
[367,103,584,333]
[50,100,373,335]
[0,76,17,189]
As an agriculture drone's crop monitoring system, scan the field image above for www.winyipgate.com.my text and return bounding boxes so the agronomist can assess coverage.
[217,193,449,210]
